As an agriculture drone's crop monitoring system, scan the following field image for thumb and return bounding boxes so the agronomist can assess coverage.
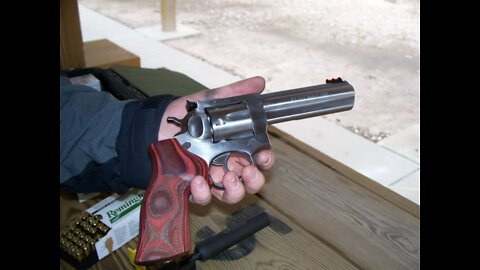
[207,76,266,100]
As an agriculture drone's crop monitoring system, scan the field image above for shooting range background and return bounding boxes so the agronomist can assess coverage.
[79,0,420,143]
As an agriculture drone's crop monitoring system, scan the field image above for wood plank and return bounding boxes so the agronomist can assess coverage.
[60,193,359,269]
[84,39,140,68]
[259,135,420,270]
[269,125,420,218]
[60,0,86,70]
[161,0,176,31]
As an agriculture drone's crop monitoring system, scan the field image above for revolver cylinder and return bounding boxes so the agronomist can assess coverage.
[206,103,254,142]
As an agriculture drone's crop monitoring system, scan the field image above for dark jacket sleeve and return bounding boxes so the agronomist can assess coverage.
[60,76,178,194]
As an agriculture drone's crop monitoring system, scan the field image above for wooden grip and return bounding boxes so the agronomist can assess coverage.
[135,138,208,265]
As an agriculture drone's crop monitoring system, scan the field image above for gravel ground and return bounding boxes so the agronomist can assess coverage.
[79,0,420,142]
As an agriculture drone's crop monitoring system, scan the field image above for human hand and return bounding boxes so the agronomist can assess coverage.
[158,76,275,205]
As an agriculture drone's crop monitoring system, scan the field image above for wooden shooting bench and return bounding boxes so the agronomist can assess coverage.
[59,67,419,270]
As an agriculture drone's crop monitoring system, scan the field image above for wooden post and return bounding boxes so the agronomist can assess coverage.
[161,0,176,31]
[60,0,86,70]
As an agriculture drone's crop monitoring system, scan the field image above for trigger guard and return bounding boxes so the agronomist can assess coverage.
[209,152,254,190]
[209,175,225,190]
[210,153,231,190]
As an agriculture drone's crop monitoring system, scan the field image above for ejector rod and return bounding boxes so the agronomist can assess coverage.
[262,80,355,124]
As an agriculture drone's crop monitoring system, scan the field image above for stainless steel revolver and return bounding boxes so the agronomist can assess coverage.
[166,77,355,188]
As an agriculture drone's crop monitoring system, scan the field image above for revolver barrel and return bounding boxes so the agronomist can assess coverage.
[262,80,355,124]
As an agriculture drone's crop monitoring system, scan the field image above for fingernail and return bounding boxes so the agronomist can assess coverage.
[195,178,206,190]
[262,154,271,165]
[229,175,240,189]
[247,167,258,181]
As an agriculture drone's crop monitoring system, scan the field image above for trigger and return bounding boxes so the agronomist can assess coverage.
[212,153,231,173]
